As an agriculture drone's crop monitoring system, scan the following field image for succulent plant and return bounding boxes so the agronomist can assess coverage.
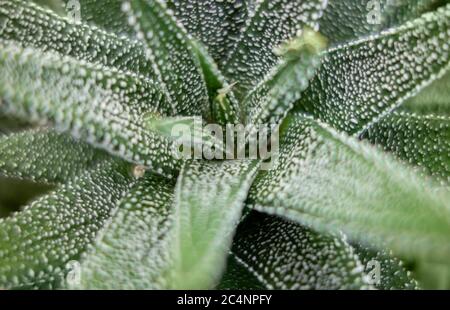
[0,0,449,290]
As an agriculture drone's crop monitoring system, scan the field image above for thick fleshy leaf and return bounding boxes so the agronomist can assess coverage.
[243,28,327,125]
[32,0,66,15]
[352,244,419,290]
[320,0,445,45]
[0,176,54,219]
[0,113,29,135]
[402,70,450,116]
[221,0,328,97]
[220,212,369,290]
[298,4,450,135]
[75,173,175,289]
[247,113,450,272]
[75,160,259,289]
[169,160,259,289]
[71,0,133,36]
[0,129,106,184]
[362,112,450,185]
[0,42,181,176]
[0,0,164,90]
[74,0,209,117]
[190,41,240,124]
[0,161,134,289]
[166,0,251,63]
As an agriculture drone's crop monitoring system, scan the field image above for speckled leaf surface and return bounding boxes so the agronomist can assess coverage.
[74,160,259,289]
[0,42,180,176]
[220,212,369,290]
[73,0,210,117]
[0,0,161,85]
[244,28,327,125]
[0,161,134,289]
[298,4,450,135]
[0,0,449,291]
[74,174,175,289]
[362,112,450,185]
[248,113,450,277]
[221,0,328,97]
[320,0,445,46]
[0,129,106,184]
[166,0,251,64]
[352,243,419,290]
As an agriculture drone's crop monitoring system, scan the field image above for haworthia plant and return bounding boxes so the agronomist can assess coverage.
[0,0,449,290]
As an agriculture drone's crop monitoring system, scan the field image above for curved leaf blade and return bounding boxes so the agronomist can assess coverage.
[0,129,106,184]
[76,174,175,289]
[220,211,369,290]
[76,160,259,289]
[170,160,260,289]
[0,161,134,289]
[298,4,450,135]
[244,28,327,125]
[320,0,444,46]
[248,113,450,272]
[74,0,210,117]
[0,42,181,176]
[362,112,450,185]
[0,0,162,87]
[166,0,251,63]
[221,0,328,97]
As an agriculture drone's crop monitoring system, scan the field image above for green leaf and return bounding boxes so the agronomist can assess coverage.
[0,129,106,184]
[0,160,134,289]
[244,28,327,125]
[0,0,165,90]
[298,4,450,135]
[220,211,369,290]
[170,160,259,289]
[32,0,66,15]
[362,112,450,185]
[320,0,445,46]
[248,113,450,274]
[402,70,450,116]
[221,0,328,97]
[166,0,251,63]
[352,244,419,290]
[73,0,210,117]
[0,113,29,135]
[218,255,266,290]
[190,41,240,124]
[70,0,133,36]
[0,42,181,176]
[75,173,175,289]
[77,160,259,289]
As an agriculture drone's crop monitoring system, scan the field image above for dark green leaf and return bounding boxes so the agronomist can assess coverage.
[352,244,419,290]
[220,211,369,290]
